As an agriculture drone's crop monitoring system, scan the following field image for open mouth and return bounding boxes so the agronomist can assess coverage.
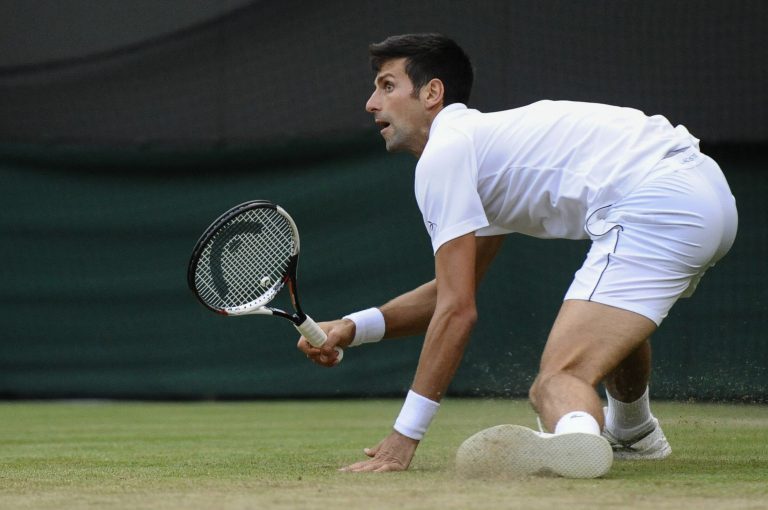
[375,120,391,133]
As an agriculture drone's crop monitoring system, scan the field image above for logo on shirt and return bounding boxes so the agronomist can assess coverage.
[426,220,437,235]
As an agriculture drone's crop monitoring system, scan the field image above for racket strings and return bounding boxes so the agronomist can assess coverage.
[220,212,291,303]
[195,208,294,309]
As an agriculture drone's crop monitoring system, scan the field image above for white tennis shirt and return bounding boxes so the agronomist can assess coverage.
[414,101,699,253]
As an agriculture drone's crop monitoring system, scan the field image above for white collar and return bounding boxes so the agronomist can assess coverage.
[429,103,468,137]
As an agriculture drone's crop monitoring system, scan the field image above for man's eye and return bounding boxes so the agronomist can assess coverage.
[384,82,394,92]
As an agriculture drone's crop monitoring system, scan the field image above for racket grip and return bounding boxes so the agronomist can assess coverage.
[295,315,344,363]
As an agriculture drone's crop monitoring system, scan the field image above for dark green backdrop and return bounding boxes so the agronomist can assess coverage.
[0,141,765,401]
[1,1,766,402]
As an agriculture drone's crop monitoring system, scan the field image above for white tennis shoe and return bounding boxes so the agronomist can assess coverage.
[456,424,613,479]
[602,412,672,460]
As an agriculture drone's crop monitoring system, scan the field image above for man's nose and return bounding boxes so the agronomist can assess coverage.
[365,91,380,113]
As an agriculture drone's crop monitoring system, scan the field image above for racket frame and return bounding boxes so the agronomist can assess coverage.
[188,200,305,321]
[187,200,342,360]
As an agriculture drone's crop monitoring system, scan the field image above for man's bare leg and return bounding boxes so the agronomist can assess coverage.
[604,339,651,402]
[603,339,655,436]
[601,338,672,458]
[456,301,663,478]
[529,300,657,433]
[458,300,658,478]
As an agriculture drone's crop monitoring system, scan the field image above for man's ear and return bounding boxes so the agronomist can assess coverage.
[422,78,445,110]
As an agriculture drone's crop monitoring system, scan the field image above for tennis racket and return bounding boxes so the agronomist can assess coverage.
[187,200,343,362]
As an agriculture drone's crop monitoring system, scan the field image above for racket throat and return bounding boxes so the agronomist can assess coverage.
[285,255,307,322]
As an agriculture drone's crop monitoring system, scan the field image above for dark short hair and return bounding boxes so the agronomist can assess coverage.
[368,33,473,106]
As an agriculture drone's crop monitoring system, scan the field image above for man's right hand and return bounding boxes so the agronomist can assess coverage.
[296,318,355,367]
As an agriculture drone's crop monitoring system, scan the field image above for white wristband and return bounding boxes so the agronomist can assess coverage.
[342,307,385,347]
[393,390,440,440]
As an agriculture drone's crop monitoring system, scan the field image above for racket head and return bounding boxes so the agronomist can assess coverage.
[187,200,300,315]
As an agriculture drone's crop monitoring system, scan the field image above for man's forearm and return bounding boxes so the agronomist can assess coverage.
[378,280,437,338]
[347,236,503,344]
[409,233,478,402]
[389,293,476,442]
[411,302,476,402]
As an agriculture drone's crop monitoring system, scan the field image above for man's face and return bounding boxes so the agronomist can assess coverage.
[365,58,430,156]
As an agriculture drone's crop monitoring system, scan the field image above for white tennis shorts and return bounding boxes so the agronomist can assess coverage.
[564,147,738,325]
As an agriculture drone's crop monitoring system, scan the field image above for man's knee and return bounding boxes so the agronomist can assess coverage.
[528,371,566,411]
[528,374,544,412]
[539,348,608,389]
[529,369,599,408]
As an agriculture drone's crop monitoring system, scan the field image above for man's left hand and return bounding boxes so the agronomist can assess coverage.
[339,431,419,472]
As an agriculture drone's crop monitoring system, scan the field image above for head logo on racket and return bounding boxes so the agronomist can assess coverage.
[208,220,264,300]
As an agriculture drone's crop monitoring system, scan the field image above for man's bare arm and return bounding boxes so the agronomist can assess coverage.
[298,235,504,364]
[379,234,504,339]
[341,232,500,471]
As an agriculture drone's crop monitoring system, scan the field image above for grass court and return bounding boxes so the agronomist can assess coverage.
[1,399,766,509]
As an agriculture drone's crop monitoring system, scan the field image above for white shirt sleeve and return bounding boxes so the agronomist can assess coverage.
[414,130,489,254]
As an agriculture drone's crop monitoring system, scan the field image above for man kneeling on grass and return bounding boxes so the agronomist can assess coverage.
[297,33,737,478]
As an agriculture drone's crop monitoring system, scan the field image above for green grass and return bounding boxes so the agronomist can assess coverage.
[1,399,767,509]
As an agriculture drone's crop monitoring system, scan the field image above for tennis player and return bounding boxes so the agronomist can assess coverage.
[297,33,738,477]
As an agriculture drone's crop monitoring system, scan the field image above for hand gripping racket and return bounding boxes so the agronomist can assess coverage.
[187,200,343,362]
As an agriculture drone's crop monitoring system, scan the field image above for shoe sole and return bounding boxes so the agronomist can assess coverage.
[613,447,671,460]
[456,424,613,479]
